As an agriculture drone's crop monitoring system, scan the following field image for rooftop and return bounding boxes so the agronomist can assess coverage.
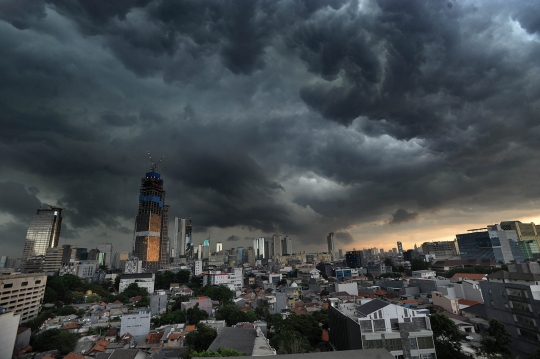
[355,299,390,316]
[221,349,393,359]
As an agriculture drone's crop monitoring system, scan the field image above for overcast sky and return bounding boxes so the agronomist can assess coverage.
[1,0,540,259]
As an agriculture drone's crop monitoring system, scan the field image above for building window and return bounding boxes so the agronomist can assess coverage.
[3,283,13,289]
[386,338,402,351]
[409,338,418,349]
[365,339,383,349]
[21,282,28,286]
[417,336,434,349]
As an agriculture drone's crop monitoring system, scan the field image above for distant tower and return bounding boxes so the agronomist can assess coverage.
[173,218,187,259]
[282,236,292,255]
[216,242,223,253]
[22,206,62,262]
[272,234,282,257]
[133,153,167,273]
[254,238,265,259]
[185,217,193,258]
[397,241,403,254]
[327,232,335,254]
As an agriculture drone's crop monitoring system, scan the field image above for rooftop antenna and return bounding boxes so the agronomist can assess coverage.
[147,151,164,171]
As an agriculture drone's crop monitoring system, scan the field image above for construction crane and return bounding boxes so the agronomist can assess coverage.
[147,150,164,171]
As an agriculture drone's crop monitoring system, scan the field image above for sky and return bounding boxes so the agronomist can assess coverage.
[1,0,540,259]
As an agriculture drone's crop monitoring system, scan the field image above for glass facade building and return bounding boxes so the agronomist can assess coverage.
[456,224,524,263]
[22,206,62,262]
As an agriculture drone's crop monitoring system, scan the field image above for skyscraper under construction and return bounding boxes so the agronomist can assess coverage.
[133,160,169,273]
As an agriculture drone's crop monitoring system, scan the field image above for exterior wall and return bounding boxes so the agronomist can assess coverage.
[120,311,151,343]
[150,293,167,315]
[14,327,31,352]
[336,283,359,296]
[125,258,143,274]
[119,275,155,294]
[480,279,540,357]
[0,273,47,323]
[0,311,20,359]
[432,292,459,314]
[328,305,363,351]
[409,278,450,295]
[194,261,203,276]
[412,270,436,279]
[181,297,213,316]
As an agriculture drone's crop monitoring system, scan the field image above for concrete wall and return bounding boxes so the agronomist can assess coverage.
[0,311,20,359]
[336,283,359,296]
[120,312,151,343]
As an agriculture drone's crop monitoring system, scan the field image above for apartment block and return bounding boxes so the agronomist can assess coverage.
[0,272,47,323]
[329,298,437,359]
[479,270,540,357]
[119,273,155,294]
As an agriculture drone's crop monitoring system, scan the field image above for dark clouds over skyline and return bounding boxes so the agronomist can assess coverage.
[1,0,540,257]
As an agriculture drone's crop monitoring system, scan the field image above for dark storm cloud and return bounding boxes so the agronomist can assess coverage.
[1,0,540,257]
[390,209,419,225]
[335,231,353,244]
[0,182,42,219]
[226,235,241,242]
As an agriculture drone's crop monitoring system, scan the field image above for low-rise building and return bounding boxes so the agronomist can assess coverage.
[411,270,436,279]
[0,309,20,359]
[120,310,151,344]
[329,298,437,359]
[181,297,213,316]
[119,273,155,294]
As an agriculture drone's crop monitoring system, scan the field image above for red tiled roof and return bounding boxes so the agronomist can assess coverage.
[61,322,80,330]
[146,332,163,344]
[458,299,482,306]
[401,299,418,304]
[374,290,387,295]
[168,333,183,340]
[89,339,110,353]
[113,300,122,304]
[185,325,196,332]
[64,353,85,359]
[291,308,308,315]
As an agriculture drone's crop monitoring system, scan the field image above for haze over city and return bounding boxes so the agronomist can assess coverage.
[2,0,540,258]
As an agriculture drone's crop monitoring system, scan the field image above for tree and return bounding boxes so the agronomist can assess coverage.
[177,270,191,283]
[477,319,512,358]
[43,287,58,303]
[85,294,101,303]
[192,347,246,357]
[185,323,218,352]
[187,304,209,324]
[411,259,430,271]
[430,313,462,359]
[311,310,329,329]
[31,329,79,354]
[202,285,234,303]
[215,303,253,326]
[270,330,312,354]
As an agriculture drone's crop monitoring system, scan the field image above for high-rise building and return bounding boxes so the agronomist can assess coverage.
[253,238,265,259]
[501,221,540,248]
[21,206,62,263]
[345,250,363,268]
[133,167,167,273]
[216,242,223,253]
[282,236,292,255]
[0,256,7,269]
[421,241,459,259]
[272,234,282,257]
[97,243,113,268]
[397,241,403,254]
[173,217,187,259]
[203,239,210,259]
[456,224,524,264]
[327,232,335,254]
[160,205,170,268]
[237,246,244,263]
[185,217,193,257]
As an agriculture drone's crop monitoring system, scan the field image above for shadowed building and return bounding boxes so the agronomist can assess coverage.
[133,164,168,273]
[22,206,62,263]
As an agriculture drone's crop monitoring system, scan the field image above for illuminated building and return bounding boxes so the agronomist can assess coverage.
[133,165,168,273]
[21,206,62,262]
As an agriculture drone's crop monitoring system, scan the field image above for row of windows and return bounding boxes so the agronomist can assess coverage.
[365,336,434,351]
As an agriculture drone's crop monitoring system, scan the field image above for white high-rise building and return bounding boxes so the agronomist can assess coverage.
[173,218,187,259]
[253,238,265,259]
[272,234,282,257]
[216,242,223,253]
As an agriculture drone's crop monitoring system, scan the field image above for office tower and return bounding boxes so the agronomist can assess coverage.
[247,247,255,265]
[421,241,459,259]
[237,246,244,263]
[160,205,170,268]
[0,256,7,269]
[397,241,403,254]
[173,218,187,259]
[282,236,292,255]
[327,232,335,254]
[265,238,273,259]
[456,224,524,264]
[197,244,203,259]
[75,248,88,260]
[42,247,71,274]
[97,243,113,268]
[392,248,397,254]
[133,167,167,273]
[272,234,282,257]
[501,221,540,245]
[253,238,265,259]
[216,242,223,253]
[0,272,47,323]
[186,217,193,257]
[338,249,343,260]
[203,239,210,259]
[379,248,384,255]
[345,250,363,268]
[21,206,62,262]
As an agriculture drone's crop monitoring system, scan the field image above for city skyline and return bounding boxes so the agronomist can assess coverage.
[2,1,540,259]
